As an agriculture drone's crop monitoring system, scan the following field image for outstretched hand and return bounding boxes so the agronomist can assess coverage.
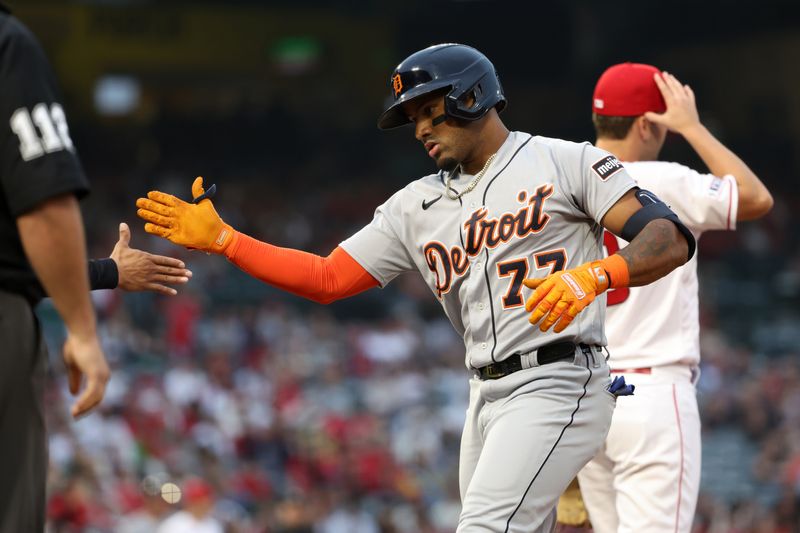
[643,71,701,135]
[136,177,234,254]
[110,222,192,296]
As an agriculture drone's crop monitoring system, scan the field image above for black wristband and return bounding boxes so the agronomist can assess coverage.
[88,258,119,290]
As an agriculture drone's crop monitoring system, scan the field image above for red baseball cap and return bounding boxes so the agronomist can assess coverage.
[182,477,214,504]
[592,63,666,117]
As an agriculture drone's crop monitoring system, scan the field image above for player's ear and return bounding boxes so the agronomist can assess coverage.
[636,115,653,142]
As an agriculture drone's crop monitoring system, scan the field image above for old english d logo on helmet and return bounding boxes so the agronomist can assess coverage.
[392,73,403,98]
[377,43,507,130]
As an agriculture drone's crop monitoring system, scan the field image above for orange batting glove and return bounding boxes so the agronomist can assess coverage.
[136,177,234,254]
[524,255,629,333]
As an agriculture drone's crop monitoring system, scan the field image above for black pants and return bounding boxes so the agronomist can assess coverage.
[0,290,47,533]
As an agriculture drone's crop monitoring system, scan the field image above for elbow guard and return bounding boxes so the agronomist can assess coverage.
[620,189,696,261]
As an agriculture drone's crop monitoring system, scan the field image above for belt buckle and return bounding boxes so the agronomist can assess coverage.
[481,363,506,380]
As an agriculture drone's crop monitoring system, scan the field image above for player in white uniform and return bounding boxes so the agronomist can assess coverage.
[135,46,696,532]
[576,63,774,533]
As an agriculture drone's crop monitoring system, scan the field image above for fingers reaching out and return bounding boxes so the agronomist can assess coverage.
[136,177,233,253]
[111,220,192,295]
[136,198,173,217]
[144,223,170,239]
[136,196,178,235]
[145,190,181,207]
[151,253,186,269]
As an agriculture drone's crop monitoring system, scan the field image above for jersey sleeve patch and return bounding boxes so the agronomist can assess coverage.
[591,155,624,181]
[707,177,724,197]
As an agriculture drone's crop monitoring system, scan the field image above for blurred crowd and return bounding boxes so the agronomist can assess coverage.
[42,248,470,532]
[693,333,800,532]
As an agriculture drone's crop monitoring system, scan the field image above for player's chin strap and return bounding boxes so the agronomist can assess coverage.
[432,114,447,127]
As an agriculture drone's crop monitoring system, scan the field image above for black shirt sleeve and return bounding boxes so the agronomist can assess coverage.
[88,258,119,291]
[0,14,89,217]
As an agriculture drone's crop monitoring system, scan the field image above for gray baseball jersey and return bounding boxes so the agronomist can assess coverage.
[341,131,636,369]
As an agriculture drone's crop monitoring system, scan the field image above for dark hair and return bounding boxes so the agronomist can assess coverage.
[592,113,637,140]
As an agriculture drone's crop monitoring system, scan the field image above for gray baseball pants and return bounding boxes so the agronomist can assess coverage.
[458,346,615,533]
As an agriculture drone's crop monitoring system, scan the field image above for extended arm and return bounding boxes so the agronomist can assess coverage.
[645,72,773,221]
[136,177,378,303]
[17,194,109,417]
[225,234,378,304]
[87,223,192,295]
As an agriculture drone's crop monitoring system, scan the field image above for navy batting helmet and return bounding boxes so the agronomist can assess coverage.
[377,43,506,130]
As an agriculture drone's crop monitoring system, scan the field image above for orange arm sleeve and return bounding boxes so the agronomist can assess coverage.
[223,231,379,304]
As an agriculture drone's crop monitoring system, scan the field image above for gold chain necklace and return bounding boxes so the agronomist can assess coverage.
[444,153,497,201]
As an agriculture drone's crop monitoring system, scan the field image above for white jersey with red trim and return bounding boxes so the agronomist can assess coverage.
[603,160,739,369]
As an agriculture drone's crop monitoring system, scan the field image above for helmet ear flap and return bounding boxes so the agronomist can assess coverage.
[450,77,489,119]
[458,87,481,109]
[473,83,483,101]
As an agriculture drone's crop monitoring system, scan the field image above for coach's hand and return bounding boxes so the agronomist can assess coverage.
[110,222,192,295]
[524,260,610,333]
[136,177,234,254]
[62,332,110,418]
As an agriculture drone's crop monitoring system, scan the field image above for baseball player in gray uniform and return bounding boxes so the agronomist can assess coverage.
[135,44,696,532]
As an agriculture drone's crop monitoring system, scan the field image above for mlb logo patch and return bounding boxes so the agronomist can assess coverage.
[707,177,723,197]
[591,155,624,181]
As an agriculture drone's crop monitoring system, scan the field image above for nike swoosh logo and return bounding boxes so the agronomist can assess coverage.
[422,195,443,210]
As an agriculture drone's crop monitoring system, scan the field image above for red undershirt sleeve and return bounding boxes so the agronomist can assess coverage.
[223,231,380,304]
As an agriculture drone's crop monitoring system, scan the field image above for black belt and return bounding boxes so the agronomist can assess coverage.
[477,342,588,380]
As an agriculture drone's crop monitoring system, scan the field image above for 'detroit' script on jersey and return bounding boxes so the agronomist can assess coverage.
[341,132,636,369]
